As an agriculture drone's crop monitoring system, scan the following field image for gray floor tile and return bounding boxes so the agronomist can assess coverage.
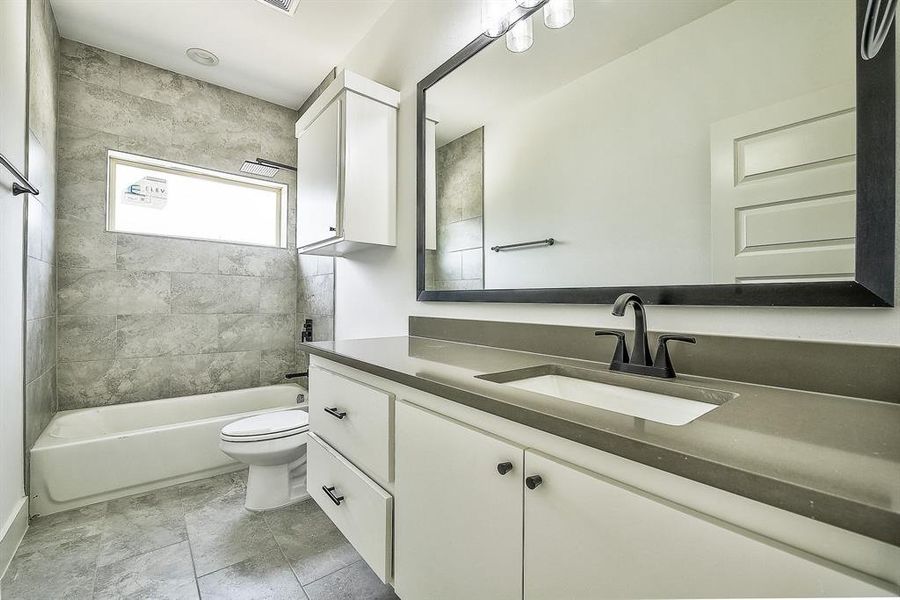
[178,470,247,512]
[18,501,107,553]
[1,533,100,600]
[303,560,398,600]
[264,499,360,585]
[197,546,307,600]
[93,540,198,599]
[97,485,188,567]
[184,481,280,576]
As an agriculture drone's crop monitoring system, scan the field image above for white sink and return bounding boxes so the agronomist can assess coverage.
[478,365,733,426]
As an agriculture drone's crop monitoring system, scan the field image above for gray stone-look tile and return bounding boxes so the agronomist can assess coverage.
[196,546,306,600]
[461,248,483,280]
[57,358,164,409]
[26,257,54,320]
[17,502,107,554]
[303,560,398,600]
[184,480,280,576]
[116,314,218,358]
[218,314,294,352]
[97,486,187,567]
[298,255,334,279]
[0,534,100,600]
[439,216,483,253]
[263,500,359,585]
[219,245,295,278]
[260,276,297,314]
[60,38,120,89]
[120,56,221,117]
[260,350,300,386]
[57,176,108,224]
[436,250,462,282]
[58,314,117,362]
[298,274,334,317]
[164,351,261,397]
[57,213,116,269]
[178,471,247,513]
[40,194,55,263]
[171,273,260,314]
[58,269,171,316]
[25,367,55,450]
[25,316,55,382]
[26,195,42,259]
[117,234,219,274]
[94,540,197,600]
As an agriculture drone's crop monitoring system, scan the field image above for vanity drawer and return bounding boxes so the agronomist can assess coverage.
[307,433,393,583]
[309,366,394,482]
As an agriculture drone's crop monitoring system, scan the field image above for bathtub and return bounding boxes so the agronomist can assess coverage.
[30,383,307,516]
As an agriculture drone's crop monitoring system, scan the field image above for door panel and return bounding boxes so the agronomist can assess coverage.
[523,450,889,599]
[394,401,524,600]
[711,84,856,283]
[297,98,342,248]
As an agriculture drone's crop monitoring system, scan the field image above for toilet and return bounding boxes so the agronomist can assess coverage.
[219,409,310,511]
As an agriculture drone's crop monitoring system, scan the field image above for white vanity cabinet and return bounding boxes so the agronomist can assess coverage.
[295,70,398,256]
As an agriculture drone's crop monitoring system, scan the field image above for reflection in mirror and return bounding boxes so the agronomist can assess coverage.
[424,0,856,291]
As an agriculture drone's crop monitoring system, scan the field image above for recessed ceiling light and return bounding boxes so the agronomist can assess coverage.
[186,47,219,67]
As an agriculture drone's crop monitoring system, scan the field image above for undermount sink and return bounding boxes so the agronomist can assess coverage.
[477,365,736,426]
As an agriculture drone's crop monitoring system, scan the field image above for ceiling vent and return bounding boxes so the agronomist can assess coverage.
[255,0,300,16]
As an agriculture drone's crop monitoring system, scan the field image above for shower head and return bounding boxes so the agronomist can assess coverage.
[240,158,297,178]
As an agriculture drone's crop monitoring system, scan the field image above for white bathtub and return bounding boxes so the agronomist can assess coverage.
[30,383,307,516]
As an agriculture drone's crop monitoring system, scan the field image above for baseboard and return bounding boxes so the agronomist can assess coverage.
[0,497,28,581]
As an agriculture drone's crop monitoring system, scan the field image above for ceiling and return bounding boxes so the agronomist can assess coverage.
[50,0,394,109]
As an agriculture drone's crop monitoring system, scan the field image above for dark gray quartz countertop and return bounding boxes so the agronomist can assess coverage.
[301,336,900,546]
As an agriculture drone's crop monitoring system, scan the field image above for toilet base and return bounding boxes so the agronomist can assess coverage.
[244,455,309,511]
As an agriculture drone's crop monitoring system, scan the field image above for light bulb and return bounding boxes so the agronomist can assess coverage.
[543,0,574,29]
[482,0,517,37]
[506,17,534,53]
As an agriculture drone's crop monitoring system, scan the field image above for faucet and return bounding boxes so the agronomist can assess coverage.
[594,293,696,379]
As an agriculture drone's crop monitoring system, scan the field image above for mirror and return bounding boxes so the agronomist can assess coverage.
[417,0,895,306]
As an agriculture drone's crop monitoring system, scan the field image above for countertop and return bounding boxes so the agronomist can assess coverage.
[302,336,900,546]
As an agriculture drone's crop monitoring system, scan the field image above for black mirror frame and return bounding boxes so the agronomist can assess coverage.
[416,0,895,307]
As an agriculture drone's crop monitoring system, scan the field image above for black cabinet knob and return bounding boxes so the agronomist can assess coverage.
[525,475,543,490]
[496,462,513,475]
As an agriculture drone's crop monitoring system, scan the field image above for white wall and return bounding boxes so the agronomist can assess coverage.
[481,1,853,288]
[0,0,30,575]
[335,0,900,346]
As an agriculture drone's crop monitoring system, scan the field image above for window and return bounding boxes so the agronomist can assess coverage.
[107,151,288,248]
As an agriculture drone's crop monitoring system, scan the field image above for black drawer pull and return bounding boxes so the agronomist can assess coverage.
[324,406,347,419]
[525,475,543,490]
[497,462,513,475]
[322,485,344,506]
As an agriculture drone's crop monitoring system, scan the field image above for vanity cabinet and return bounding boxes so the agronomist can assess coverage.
[295,70,398,256]
[394,401,524,600]
[394,400,890,600]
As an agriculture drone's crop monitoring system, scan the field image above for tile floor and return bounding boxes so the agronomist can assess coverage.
[1,471,399,600]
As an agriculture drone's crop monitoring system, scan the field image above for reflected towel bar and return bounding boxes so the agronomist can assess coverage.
[491,238,555,252]
[0,151,39,196]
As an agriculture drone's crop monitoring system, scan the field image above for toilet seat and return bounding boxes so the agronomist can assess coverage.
[220,409,309,443]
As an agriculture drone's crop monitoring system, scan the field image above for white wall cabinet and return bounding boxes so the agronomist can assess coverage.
[394,401,524,600]
[295,70,398,256]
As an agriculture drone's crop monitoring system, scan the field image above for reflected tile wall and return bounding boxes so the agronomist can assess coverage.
[56,40,306,409]
[429,127,484,291]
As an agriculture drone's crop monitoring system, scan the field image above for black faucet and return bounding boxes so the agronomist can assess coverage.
[594,293,696,379]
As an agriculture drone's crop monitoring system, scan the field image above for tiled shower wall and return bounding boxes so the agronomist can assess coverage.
[25,0,59,462]
[426,127,484,290]
[55,40,313,410]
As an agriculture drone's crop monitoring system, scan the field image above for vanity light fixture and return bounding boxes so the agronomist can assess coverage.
[486,0,574,53]
[507,16,535,53]
[543,0,575,29]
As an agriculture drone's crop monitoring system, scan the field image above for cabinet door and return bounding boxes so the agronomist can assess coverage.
[523,450,889,599]
[394,401,524,600]
[297,97,342,248]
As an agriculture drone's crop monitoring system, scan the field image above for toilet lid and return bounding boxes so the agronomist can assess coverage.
[221,409,309,439]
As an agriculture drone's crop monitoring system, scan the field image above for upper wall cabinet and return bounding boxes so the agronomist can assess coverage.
[296,70,399,256]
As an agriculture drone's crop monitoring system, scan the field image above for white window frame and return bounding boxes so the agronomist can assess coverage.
[106,150,289,248]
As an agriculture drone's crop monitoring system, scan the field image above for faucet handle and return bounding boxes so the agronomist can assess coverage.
[653,334,696,378]
[594,329,629,365]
